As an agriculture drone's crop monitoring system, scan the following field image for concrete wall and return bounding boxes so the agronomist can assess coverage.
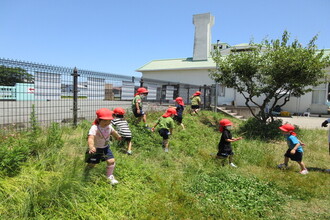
[142,69,214,85]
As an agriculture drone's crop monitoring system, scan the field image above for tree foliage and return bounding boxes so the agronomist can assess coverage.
[210,31,330,122]
[0,65,34,86]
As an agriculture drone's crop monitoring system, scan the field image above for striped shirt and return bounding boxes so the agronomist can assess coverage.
[111,118,132,138]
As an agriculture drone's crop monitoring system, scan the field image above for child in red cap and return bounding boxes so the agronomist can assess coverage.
[190,91,202,115]
[217,119,243,167]
[278,123,308,174]
[112,107,133,155]
[132,87,149,126]
[173,97,185,129]
[85,108,122,184]
[151,108,177,152]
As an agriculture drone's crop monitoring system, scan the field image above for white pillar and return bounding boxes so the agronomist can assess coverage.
[193,13,214,61]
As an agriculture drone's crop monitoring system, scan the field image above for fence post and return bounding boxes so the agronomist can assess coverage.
[176,84,180,99]
[203,84,207,109]
[72,67,79,127]
[214,83,218,112]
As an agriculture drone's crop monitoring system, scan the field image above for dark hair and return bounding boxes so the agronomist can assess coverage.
[114,114,124,118]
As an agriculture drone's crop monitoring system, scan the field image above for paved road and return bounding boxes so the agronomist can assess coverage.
[1,99,329,130]
[277,116,329,130]
[0,100,168,129]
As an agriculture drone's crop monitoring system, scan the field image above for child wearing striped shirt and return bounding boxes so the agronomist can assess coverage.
[111,107,133,155]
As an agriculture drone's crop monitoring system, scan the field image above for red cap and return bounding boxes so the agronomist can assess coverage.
[219,119,232,127]
[96,108,113,120]
[162,108,177,118]
[279,124,295,132]
[113,107,125,115]
[174,97,184,106]
[137,87,149,94]
[193,91,201,96]
[219,119,233,132]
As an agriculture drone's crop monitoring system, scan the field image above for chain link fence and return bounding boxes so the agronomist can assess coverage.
[0,58,214,131]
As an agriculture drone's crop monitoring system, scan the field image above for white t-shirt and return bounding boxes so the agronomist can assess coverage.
[88,124,114,148]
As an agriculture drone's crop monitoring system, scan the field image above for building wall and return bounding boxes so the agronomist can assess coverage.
[142,69,215,85]
[235,88,327,114]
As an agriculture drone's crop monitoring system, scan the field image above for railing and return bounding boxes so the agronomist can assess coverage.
[0,58,214,130]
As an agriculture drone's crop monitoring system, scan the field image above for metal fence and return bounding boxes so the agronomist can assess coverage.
[0,58,213,131]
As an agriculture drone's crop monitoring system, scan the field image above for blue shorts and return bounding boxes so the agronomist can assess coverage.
[85,145,114,164]
[284,149,303,162]
[158,128,170,140]
[122,137,132,142]
[173,115,183,123]
[118,137,132,146]
[217,149,234,158]
[133,108,145,117]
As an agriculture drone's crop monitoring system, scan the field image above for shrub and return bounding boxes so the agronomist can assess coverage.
[238,117,283,140]
[46,123,64,150]
[0,137,30,177]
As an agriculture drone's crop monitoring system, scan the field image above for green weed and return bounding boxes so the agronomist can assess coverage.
[0,110,329,219]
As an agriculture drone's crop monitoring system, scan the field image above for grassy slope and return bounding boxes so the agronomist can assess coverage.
[0,111,329,219]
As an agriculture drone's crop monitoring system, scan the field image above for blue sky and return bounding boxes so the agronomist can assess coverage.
[1,0,329,77]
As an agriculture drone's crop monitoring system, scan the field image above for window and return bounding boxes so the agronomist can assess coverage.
[312,90,326,104]
[218,84,225,97]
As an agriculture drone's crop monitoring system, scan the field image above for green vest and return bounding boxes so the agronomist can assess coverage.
[191,96,201,105]
[157,117,175,130]
[132,95,142,110]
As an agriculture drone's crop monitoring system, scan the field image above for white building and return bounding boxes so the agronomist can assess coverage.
[137,13,330,114]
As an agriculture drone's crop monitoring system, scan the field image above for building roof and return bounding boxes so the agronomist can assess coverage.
[320,48,330,57]
[233,43,250,47]
[136,57,216,72]
[137,48,330,73]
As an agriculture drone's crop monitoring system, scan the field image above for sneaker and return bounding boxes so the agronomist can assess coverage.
[108,175,119,185]
[164,148,169,153]
[277,163,288,169]
[300,169,309,175]
[229,163,237,168]
[127,150,132,155]
[144,124,152,130]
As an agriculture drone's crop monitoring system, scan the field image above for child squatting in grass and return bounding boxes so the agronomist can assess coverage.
[85,108,122,184]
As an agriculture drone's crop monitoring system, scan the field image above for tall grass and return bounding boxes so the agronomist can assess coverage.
[0,111,329,219]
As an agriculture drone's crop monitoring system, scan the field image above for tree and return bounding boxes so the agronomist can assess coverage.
[0,65,34,86]
[210,31,330,122]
